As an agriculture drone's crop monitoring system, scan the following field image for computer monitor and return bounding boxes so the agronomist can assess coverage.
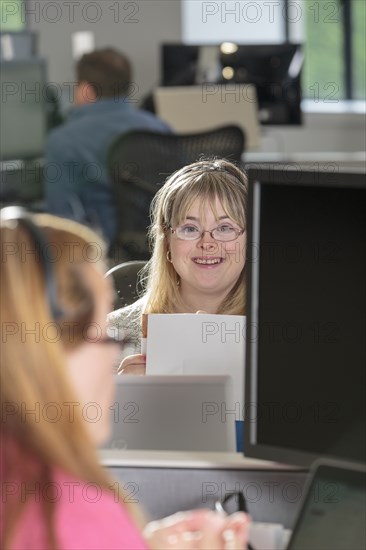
[161,43,303,125]
[244,166,366,467]
[0,31,38,60]
[0,58,48,161]
[154,84,261,150]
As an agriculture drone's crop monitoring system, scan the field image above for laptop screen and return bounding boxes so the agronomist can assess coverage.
[103,375,237,452]
[287,461,366,550]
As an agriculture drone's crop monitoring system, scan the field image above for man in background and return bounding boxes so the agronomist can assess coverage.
[45,48,171,247]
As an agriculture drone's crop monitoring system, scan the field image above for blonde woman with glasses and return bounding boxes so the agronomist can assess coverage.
[108,158,247,375]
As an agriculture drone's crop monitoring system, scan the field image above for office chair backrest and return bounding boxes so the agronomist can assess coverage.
[107,125,245,261]
[105,260,146,309]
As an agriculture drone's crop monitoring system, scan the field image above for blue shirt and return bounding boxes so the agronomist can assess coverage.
[45,98,171,245]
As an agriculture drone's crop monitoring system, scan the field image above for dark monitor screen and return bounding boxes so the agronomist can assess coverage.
[0,58,48,161]
[245,167,366,467]
[161,43,303,125]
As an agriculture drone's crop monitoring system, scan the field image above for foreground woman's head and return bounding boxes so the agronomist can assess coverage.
[0,208,140,548]
[1,208,120,448]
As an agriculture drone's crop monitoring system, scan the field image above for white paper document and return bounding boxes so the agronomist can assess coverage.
[146,314,246,409]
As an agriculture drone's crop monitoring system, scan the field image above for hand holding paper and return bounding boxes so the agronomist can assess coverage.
[118,354,146,375]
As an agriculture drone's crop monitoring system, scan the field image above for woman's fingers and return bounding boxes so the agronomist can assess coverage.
[143,510,251,550]
[144,510,223,549]
[117,354,146,375]
[119,363,146,375]
[219,512,252,550]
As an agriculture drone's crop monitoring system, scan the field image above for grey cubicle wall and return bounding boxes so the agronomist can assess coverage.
[102,451,308,527]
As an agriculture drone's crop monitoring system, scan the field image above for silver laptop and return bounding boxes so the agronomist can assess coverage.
[103,375,236,452]
[154,84,261,150]
[287,459,366,550]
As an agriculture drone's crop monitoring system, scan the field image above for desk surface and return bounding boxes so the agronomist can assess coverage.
[100,449,302,471]
[244,150,366,166]
[102,450,308,527]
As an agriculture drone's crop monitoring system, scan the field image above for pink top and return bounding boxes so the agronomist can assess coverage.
[9,469,149,550]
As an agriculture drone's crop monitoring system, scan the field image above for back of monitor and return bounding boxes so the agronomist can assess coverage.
[154,84,261,150]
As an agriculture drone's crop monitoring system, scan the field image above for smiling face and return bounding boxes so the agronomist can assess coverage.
[168,196,246,312]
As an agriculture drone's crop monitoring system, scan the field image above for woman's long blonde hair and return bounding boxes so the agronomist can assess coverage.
[139,159,248,315]
[0,212,142,549]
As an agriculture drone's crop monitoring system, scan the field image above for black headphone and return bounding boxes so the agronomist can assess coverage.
[1,206,65,320]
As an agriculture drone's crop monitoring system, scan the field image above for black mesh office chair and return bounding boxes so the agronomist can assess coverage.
[107,125,245,261]
[105,260,146,310]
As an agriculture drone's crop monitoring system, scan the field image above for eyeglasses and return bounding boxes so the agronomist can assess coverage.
[169,224,245,242]
[215,492,249,515]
